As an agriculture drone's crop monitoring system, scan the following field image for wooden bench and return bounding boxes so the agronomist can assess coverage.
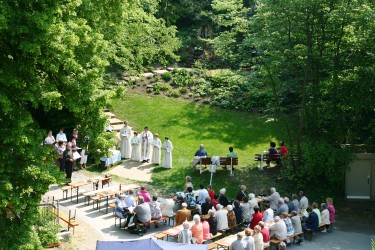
[199,157,238,174]
[208,242,218,250]
[269,232,303,249]
[202,232,222,244]
[61,186,72,200]
[51,209,79,234]
[136,215,170,236]
[153,232,168,240]
[254,154,281,163]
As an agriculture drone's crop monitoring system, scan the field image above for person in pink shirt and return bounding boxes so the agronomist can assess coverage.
[201,217,211,241]
[138,186,151,203]
[191,214,204,244]
[326,197,336,223]
[258,221,270,248]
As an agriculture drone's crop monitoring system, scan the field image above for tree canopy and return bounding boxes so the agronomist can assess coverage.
[0,0,179,248]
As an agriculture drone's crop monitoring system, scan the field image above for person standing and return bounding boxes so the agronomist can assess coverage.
[119,121,132,159]
[56,128,67,143]
[63,142,74,182]
[57,141,65,172]
[151,133,162,165]
[130,131,141,161]
[243,228,255,250]
[44,130,56,145]
[162,136,173,169]
[141,126,153,163]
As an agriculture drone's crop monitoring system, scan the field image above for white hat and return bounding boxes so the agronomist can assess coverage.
[227,205,233,211]
[182,202,188,207]
[249,193,255,199]
[220,188,226,194]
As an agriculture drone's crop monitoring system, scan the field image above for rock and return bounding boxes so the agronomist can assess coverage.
[57,231,72,242]
[142,72,154,78]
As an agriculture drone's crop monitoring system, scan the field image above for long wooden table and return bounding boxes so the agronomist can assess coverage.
[162,221,195,240]
[215,234,237,249]
[68,180,89,203]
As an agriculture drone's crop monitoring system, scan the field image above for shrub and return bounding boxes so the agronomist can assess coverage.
[178,88,188,95]
[166,89,181,98]
[158,82,172,91]
[162,72,172,81]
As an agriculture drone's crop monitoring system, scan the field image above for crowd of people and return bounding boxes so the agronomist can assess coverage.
[114,176,336,249]
[119,122,173,169]
[44,128,88,182]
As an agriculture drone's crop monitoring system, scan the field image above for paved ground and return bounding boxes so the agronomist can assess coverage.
[108,160,154,182]
[45,170,375,250]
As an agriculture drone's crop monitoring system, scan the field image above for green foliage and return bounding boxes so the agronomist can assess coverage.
[162,72,172,81]
[279,140,354,198]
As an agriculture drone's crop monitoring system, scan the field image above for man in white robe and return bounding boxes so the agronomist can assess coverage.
[151,133,162,165]
[141,126,153,163]
[131,131,141,161]
[119,121,132,159]
[162,137,173,169]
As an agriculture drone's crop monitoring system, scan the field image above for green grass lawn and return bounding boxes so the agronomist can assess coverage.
[110,92,288,197]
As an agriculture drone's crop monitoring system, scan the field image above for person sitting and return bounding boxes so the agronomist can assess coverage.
[185,187,197,209]
[149,196,162,227]
[326,197,336,224]
[133,196,151,225]
[243,228,255,250]
[211,194,219,208]
[192,144,208,170]
[241,196,252,224]
[259,221,270,248]
[284,197,295,213]
[262,202,274,223]
[299,191,309,211]
[191,214,204,244]
[230,233,245,250]
[312,202,322,224]
[233,200,243,225]
[218,188,229,207]
[207,209,218,236]
[201,196,213,215]
[227,205,237,229]
[201,217,211,241]
[138,186,151,203]
[266,141,280,166]
[125,190,137,208]
[253,225,264,250]
[160,193,175,217]
[262,187,280,211]
[292,194,300,213]
[184,176,194,193]
[249,193,258,218]
[281,212,294,245]
[227,146,238,158]
[215,204,228,231]
[115,194,128,219]
[207,185,215,200]
[269,216,287,241]
[303,207,319,233]
[320,203,330,232]
[176,203,191,226]
[250,207,262,229]
[236,185,247,202]
[177,221,193,244]
[276,198,289,216]
[279,141,288,158]
[197,184,209,205]
[290,210,303,244]
[173,194,184,213]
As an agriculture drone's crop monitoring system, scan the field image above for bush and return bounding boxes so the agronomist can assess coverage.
[162,72,172,81]
[158,82,172,91]
[178,88,188,95]
[166,89,181,98]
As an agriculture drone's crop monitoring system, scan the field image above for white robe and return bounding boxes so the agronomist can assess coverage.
[151,138,162,164]
[130,136,141,161]
[141,131,153,161]
[56,132,67,143]
[119,126,132,159]
[162,140,173,169]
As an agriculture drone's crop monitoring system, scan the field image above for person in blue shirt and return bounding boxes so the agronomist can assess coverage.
[267,141,280,166]
[192,144,208,170]
[195,144,207,156]
[304,207,319,232]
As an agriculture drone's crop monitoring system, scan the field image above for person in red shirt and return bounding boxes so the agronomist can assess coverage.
[208,185,215,200]
[211,194,219,208]
[250,206,263,229]
[259,221,270,248]
[280,141,289,157]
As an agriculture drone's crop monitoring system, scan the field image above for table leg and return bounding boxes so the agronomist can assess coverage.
[70,187,73,202]
[76,187,79,204]
[106,196,109,214]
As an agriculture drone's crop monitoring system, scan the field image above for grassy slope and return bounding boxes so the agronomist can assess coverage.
[110,92,288,197]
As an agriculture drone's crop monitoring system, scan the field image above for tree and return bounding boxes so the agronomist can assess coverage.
[0,0,179,248]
